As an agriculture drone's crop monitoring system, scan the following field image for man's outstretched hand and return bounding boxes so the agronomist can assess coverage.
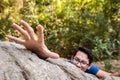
[6,20,59,59]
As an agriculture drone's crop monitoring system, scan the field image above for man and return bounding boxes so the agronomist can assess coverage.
[69,47,120,78]
[6,20,120,78]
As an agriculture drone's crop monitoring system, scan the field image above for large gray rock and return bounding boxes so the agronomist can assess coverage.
[0,41,119,80]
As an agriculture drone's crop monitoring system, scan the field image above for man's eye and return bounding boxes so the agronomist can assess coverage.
[81,61,87,64]
[75,58,79,61]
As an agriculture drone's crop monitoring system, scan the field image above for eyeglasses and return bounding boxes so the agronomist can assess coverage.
[73,57,89,66]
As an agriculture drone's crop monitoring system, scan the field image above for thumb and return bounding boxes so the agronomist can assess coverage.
[48,52,60,59]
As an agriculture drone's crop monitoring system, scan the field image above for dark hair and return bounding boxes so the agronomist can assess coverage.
[72,47,93,64]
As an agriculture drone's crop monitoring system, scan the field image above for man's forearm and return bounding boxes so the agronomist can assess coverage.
[111,72,120,76]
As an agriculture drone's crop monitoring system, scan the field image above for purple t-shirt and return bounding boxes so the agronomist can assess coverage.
[68,60,99,75]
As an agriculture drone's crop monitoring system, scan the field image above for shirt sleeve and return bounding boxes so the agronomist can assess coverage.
[85,64,99,75]
[68,60,72,63]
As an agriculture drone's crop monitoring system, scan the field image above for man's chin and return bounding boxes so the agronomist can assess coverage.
[80,68,87,72]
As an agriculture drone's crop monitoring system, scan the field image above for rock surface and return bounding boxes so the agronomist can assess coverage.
[0,41,120,80]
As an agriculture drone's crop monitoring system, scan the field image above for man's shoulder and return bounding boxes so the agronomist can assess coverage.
[68,60,72,63]
[85,64,100,75]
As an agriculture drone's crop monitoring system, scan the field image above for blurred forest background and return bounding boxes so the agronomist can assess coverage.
[0,0,120,66]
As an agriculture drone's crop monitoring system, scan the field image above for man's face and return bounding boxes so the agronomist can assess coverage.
[72,51,91,71]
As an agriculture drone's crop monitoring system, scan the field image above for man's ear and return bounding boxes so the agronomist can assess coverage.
[71,55,74,60]
[87,63,92,69]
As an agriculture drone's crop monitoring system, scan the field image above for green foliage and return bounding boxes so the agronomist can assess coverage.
[0,0,120,61]
[0,0,39,40]
[92,37,120,61]
[104,60,112,71]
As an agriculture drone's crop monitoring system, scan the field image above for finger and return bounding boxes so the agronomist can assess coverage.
[12,23,30,40]
[20,20,36,40]
[6,35,25,44]
[37,25,44,43]
[48,52,60,59]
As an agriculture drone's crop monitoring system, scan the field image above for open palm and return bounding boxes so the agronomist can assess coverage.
[6,20,59,59]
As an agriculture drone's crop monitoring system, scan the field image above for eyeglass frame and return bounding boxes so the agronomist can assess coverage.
[73,57,89,66]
